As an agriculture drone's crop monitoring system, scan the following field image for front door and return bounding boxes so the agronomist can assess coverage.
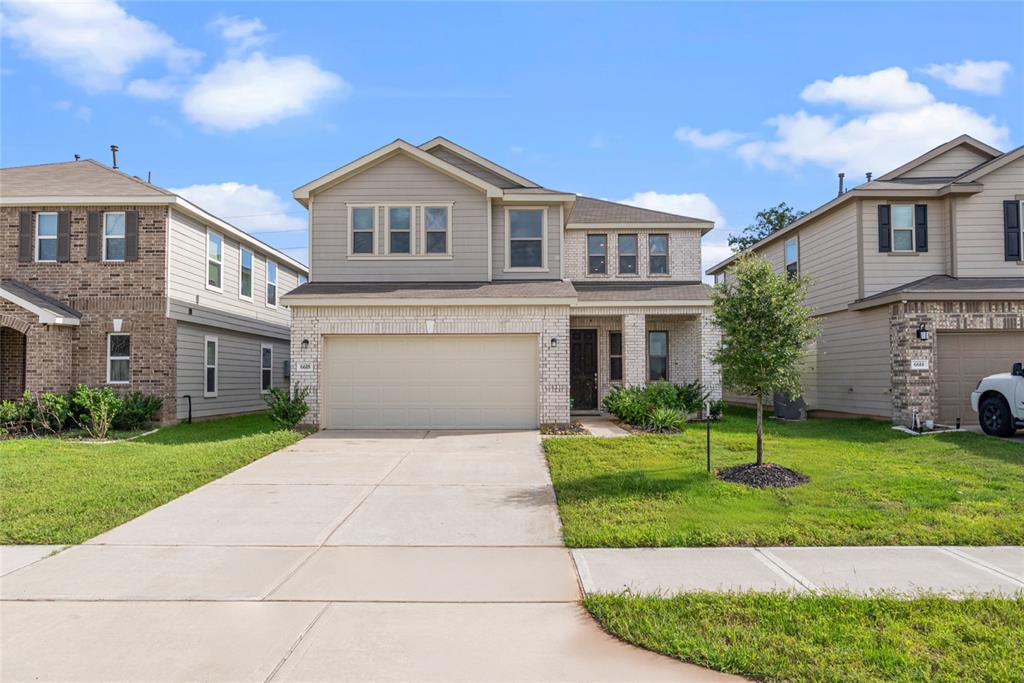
[570,329,598,411]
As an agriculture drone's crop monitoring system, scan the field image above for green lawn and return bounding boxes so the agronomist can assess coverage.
[544,409,1024,546]
[0,413,304,544]
[585,593,1024,683]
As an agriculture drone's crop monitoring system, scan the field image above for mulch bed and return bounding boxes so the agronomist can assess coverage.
[716,462,809,489]
[541,421,591,436]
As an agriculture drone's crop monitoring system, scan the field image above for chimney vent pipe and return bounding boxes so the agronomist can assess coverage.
[837,172,845,196]
[865,172,873,182]
[110,145,119,170]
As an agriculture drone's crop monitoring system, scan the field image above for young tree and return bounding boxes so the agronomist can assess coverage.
[712,255,817,465]
[728,203,807,252]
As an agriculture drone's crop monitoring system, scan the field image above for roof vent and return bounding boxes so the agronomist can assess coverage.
[74,154,80,161]
[837,172,845,196]
[110,144,119,170]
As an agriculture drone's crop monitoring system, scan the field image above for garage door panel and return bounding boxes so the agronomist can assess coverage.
[937,331,1023,424]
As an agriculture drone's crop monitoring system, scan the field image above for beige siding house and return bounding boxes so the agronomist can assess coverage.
[284,137,722,429]
[708,135,1024,428]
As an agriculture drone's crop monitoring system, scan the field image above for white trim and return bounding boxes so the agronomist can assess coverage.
[282,295,576,307]
[558,204,565,277]
[260,343,273,393]
[205,230,224,292]
[0,286,80,325]
[34,211,58,262]
[567,221,713,231]
[238,247,254,301]
[385,205,414,255]
[876,135,1002,182]
[102,211,127,263]
[346,255,454,261]
[502,193,576,203]
[265,258,278,309]
[890,204,916,253]
[347,204,377,257]
[204,335,219,398]
[106,333,130,385]
[504,206,548,272]
[418,136,541,188]
[486,200,493,280]
[421,203,453,256]
[307,194,315,282]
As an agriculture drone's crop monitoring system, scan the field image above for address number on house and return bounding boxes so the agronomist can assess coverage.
[298,362,313,371]
[910,359,929,371]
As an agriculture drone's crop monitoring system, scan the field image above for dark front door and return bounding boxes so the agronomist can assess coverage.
[570,329,598,410]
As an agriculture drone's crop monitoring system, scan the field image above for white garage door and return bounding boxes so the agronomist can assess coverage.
[937,331,1023,424]
[323,334,538,429]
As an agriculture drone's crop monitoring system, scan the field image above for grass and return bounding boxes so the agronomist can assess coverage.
[584,593,1024,683]
[544,408,1024,547]
[0,413,304,544]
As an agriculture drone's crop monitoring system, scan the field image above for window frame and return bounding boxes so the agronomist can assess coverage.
[784,236,799,279]
[890,204,916,253]
[265,258,278,309]
[648,330,669,382]
[348,204,377,256]
[504,206,548,272]
[102,211,127,263]
[587,234,607,275]
[618,234,638,276]
[298,273,308,285]
[386,205,414,255]
[35,211,59,263]
[609,331,623,382]
[422,204,452,256]
[106,333,131,385]
[238,247,254,301]
[648,234,669,276]
[260,343,273,394]
[206,230,224,292]
[204,335,218,398]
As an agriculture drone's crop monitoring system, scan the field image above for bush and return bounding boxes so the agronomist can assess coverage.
[646,407,687,433]
[645,381,683,411]
[708,399,727,421]
[113,391,163,431]
[0,399,20,435]
[36,392,71,433]
[70,385,123,439]
[603,386,648,426]
[603,382,708,430]
[677,381,709,414]
[263,385,310,429]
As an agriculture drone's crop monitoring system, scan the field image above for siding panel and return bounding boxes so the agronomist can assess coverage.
[954,158,1024,276]
[491,201,563,280]
[862,198,949,296]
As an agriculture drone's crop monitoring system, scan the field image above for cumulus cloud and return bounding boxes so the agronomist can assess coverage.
[800,67,933,110]
[1,0,200,92]
[674,127,746,149]
[169,182,306,233]
[209,15,267,53]
[922,60,1012,95]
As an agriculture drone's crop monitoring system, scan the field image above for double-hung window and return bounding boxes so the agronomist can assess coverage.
[507,208,545,269]
[204,336,218,397]
[207,231,223,290]
[424,206,449,254]
[609,331,623,382]
[260,344,273,393]
[649,234,668,275]
[239,248,253,300]
[351,206,375,254]
[266,259,278,307]
[587,234,607,274]
[648,331,668,382]
[107,334,130,384]
[35,212,58,262]
[388,207,412,254]
[785,237,799,279]
[103,212,126,262]
[618,234,638,275]
[891,205,915,252]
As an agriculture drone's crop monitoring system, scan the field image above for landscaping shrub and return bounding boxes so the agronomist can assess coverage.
[263,385,310,429]
[603,381,709,432]
[676,381,708,414]
[646,407,687,433]
[70,385,123,439]
[36,392,71,433]
[708,399,727,421]
[0,399,21,436]
[645,380,682,411]
[603,386,649,426]
[113,391,163,431]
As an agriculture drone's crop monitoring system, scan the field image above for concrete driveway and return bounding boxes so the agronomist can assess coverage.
[1,430,733,682]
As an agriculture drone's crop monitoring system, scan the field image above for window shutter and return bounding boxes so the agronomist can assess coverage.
[86,212,101,261]
[124,211,139,261]
[914,204,928,253]
[1004,200,1021,262]
[877,204,891,253]
[57,211,72,262]
[17,211,33,262]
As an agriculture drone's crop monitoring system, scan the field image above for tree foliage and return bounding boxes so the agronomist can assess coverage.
[728,203,807,252]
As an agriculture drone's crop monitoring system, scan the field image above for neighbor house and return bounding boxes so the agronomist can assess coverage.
[283,137,721,429]
[0,158,308,422]
[707,135,1024,428]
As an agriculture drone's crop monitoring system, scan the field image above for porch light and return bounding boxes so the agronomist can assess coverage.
[301,339,310,349]
[916,324,930,341]
[550,337,558,348]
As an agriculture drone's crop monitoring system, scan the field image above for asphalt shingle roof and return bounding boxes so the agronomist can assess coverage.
[0,159,172,197]
[0,279,82,319]
[568,196,712,225]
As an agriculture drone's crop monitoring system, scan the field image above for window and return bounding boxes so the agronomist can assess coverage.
[618,234,638,275]
[785,237,799,279]
[609,331,623,381]
[107,334,130,384]
[507,208,545,269]
[388,206,412,254]
[35,212,58,262]
[261,344,273,393]
[103,212,126,262]
[351,206,375,254]
[587,235,607,274]
[204,336,218,397]
[648,331,668,382]
[424,206,450,255]
[649,234,668,275]
[238,248,253,300]
[207,231,223,290]
[298,273,308,285]
[266,259,278,307]
[891,205,915,252]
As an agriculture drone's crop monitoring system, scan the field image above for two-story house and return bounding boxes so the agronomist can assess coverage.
[707,135,1024,429]
[0,158,308,422]
[283,137,721,429]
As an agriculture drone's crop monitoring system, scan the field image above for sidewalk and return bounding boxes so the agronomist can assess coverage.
[573,546,1024,597]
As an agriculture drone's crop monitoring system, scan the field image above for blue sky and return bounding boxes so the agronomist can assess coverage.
[3,1,1022,274]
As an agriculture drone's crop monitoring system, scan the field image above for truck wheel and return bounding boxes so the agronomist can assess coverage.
[979,396,1015,437]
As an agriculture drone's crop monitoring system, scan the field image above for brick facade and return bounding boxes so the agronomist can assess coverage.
[563,229,703,281]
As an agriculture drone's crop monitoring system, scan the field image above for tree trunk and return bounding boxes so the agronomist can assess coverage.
[755,394,764,466]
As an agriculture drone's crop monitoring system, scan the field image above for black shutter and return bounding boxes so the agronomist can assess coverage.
[1005,200,1021,262]
[86,212,101,261]
[57,211,71,262]
[877,204,891,253]
[914,204,928,253]
[124,211,139,261]
[17,211,33,262]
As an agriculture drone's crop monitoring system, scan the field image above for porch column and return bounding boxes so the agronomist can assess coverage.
[700,311,722,400]
[623,313,646,386]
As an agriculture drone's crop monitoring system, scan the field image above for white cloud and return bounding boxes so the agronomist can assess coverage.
[1,0,200,92]
[169,182,305,233]
[800,67,933,111]
[54,100,92,121]
[181,53,347,131]
[209,15,267,53]
[922,60,1012,96]
[126,78,179,100]
[674,127,746,149]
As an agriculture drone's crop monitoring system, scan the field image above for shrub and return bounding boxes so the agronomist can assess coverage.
[645,380,682,411]
[0,399,20,435]
[604,382,709,427]
[708,399,727,421]
[646,406,687,433]
[263,385,310,429]
[36,392,71,433]
[603,386,648,426]
[113,391,163,431]
[70,385,123,439]
[677,381,709,414]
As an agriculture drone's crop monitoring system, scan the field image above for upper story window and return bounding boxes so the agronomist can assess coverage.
[424,206,449,255]
[351,206,376,255]
[587,234,607,274]
[891,205,915,252]
[107,333,130,384]
[298,273,308,285]
[618,234,638,275]
[103,212,126,262]
[206,231,223,291]
[506,208,546,270]
[785,237,799,279]
[35,212,58,262]
[266,259,278,307]
[649,234,668,275]
[239,248,253,300]
[388,206,412,254]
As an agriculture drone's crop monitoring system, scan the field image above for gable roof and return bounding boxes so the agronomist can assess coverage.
[419,136,539,188]
[849,275,1024,310]
[876,134,1002,181]
[956,143,1024,182]
[0,279,82,325]
[0,159,172,197]
[568,196,714,232]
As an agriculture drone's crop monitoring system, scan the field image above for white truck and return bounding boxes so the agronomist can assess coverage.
[971,362,1024,437]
